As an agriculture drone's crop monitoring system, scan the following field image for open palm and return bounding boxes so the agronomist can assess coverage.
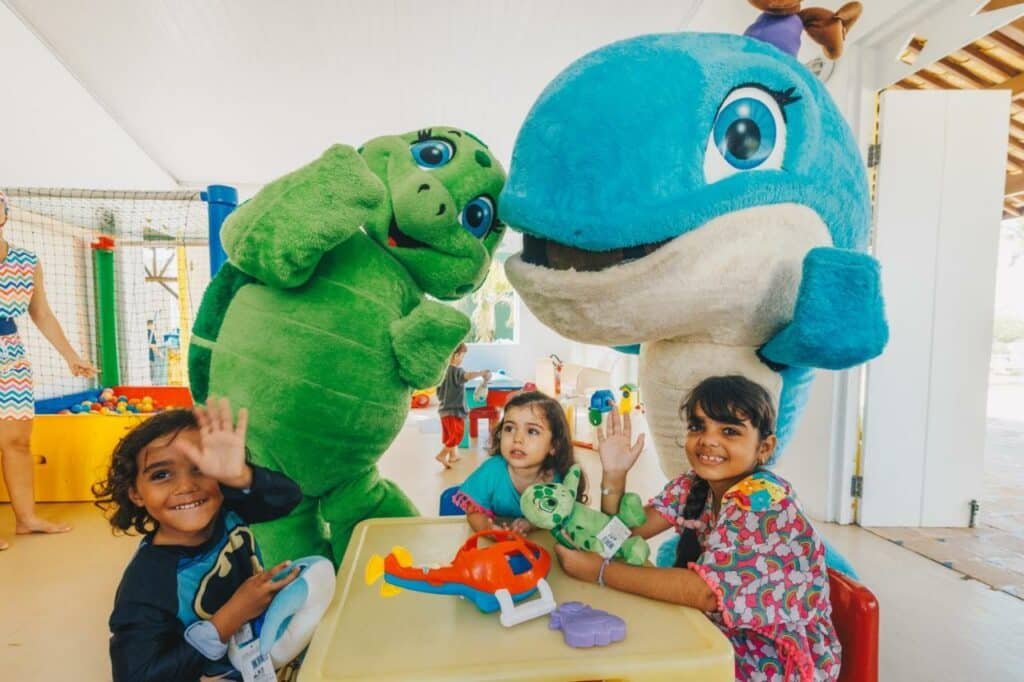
[597,409,645,475]
[181,397,250,486]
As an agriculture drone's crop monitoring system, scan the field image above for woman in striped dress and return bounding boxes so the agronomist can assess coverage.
[0,191,96,551]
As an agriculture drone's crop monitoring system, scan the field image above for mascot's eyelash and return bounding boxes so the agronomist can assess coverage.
[416,129,434,141]
[770,86,801,109]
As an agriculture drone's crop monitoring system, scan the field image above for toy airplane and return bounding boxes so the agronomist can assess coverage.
[363,529,556,627]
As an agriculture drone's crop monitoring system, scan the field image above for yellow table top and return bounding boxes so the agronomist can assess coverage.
[299,517,734,682]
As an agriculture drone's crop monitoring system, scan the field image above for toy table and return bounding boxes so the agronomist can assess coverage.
[465,373,525,409]
[299,518,734,682]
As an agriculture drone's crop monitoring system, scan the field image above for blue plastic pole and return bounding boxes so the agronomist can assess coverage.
[201,184,238,276]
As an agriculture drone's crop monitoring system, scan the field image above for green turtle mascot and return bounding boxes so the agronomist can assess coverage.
[189,127,506,565]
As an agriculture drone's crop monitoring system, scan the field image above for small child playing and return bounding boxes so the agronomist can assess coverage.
[435,342,491,468]
[554,376,840,682]
[94,398,304,682]
[454,390,585,535]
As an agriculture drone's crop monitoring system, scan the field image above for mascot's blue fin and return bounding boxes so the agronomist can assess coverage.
[761,247,888,370]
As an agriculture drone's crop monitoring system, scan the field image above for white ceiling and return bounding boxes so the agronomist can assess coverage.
[5,0,944,188]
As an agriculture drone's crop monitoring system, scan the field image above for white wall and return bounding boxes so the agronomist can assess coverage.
[0,4,174,188]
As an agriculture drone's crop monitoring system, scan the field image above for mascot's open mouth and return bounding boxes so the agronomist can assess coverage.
[387,217,429,249]
[521,234,671,272]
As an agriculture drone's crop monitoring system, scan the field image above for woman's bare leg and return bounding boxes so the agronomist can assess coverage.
[0,418,71,535]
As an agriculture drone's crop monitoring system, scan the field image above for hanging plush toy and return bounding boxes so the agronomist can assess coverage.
[745,1,863,59]
[190,128,506,566]
[500,12,885,575]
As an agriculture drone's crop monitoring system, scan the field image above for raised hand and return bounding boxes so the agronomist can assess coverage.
[596,409,645,475]
[180,397,252,489]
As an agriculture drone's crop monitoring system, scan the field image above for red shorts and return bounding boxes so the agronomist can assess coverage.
[441,415,465,447]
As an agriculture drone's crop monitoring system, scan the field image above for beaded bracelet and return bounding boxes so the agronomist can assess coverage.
[597,557,612,587]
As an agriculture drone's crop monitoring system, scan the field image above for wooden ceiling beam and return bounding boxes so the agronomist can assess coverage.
[939,58,993,87]
[961,43,1019,76]
[988,30,1024,56]
[916,69,958,89]
[990,71,1024,94]
[1007,172,1024,196]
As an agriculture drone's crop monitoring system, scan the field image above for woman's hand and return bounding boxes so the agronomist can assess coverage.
[65,354,97,378]
[553,544,604,583]
[180,397,252,489]
[597,409,645,475]
[211,561,301,641]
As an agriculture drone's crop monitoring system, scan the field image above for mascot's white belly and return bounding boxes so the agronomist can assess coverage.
[506,204,830,477]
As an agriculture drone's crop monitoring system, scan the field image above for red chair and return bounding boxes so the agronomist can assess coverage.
[468,405,500,438]
[828,568,879,682]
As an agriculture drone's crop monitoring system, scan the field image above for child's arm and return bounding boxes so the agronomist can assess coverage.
[110,556,213,681]
[111,602,208,681]
[208,561,301,643]
[466,511,494,532]
[553,545,717,612]
[182,398,302,523]
[463,369,492,381]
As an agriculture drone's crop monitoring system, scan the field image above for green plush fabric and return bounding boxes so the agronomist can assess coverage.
[190,128,506,566]
[520,465,651,566]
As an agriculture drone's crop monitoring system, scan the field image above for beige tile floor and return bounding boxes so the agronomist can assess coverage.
[3,409,1024,680]
[867,416,1024,600]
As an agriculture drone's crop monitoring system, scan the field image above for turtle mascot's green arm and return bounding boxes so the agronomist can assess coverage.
[189,127,506,565]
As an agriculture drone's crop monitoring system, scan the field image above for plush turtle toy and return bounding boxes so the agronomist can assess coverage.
[190,127,506,565]
[521,465,650,566]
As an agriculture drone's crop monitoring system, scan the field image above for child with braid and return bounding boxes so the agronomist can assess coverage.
[554,375,840,682]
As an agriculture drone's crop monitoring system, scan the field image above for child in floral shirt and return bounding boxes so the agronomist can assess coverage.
[554,375,840,681]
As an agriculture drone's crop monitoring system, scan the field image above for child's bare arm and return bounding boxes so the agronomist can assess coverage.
[630,505,673,539]
[554,545,717,612]
[463,369,492,381]
[466,511,493,532]
[210,561,301,642]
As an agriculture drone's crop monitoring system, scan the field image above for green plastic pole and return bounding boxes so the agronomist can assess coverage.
[92,237,120,387]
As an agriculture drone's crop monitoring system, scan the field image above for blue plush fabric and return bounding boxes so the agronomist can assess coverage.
[762,247,889,370]
[499,32,870,253]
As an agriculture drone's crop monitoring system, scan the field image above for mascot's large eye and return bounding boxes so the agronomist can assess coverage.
[704,86,787,182]
[459,195,494,238]
[410,139,454,169]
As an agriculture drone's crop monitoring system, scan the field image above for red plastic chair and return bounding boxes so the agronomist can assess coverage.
[468,405,500,438]
[828,568,879,682]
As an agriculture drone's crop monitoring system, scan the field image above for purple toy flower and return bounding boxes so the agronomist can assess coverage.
[549,602,626,648]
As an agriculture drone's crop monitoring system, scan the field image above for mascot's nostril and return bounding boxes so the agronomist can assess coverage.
[418,184,430,193]
[436,204,446,216]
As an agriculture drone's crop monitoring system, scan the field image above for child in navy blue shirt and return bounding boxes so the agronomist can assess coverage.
[94,399,302,681]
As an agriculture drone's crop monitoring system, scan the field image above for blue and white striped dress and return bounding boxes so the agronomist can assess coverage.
[0,246,37,420]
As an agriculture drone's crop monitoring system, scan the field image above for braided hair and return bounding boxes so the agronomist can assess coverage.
[674,376,776,568]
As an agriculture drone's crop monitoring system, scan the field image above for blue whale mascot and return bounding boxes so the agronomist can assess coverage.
[499,29,887,575]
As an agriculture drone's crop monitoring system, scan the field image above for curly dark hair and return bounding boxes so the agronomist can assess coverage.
[674,375,776,568]
[487,390,587,503]
[92,409,199,535]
